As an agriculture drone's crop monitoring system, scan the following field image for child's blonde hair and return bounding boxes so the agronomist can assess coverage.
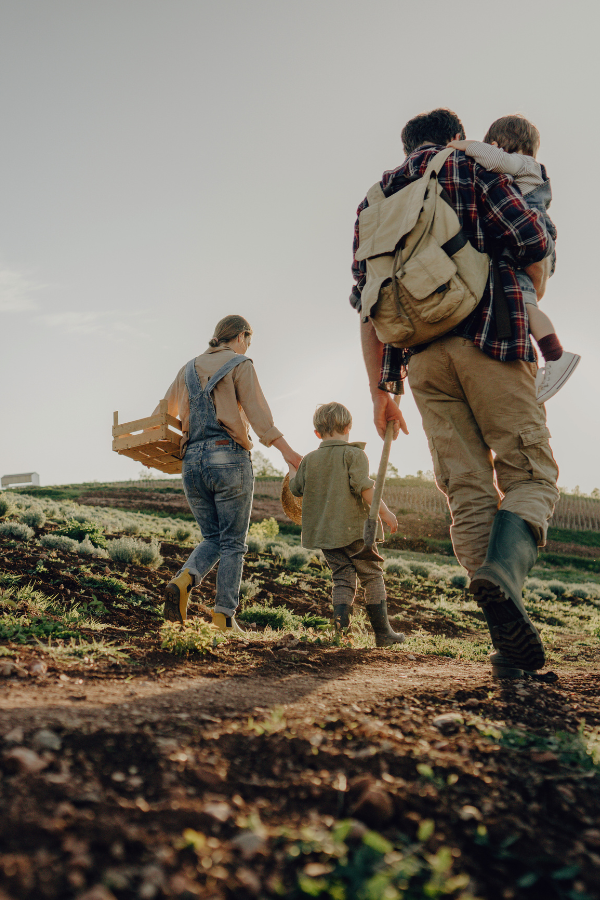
[313,402,352,436]
[483,114,540,158]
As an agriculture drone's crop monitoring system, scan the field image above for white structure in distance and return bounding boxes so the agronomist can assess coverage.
[1,472,41,490]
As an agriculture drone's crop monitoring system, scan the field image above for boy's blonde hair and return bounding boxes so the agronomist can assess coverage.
[483,114,540,158]
[313,402,352,436]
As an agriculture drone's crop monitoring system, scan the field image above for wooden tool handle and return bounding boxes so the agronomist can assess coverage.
[368,395,400,522]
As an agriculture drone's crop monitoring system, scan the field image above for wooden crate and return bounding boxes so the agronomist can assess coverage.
[112,400,184,475]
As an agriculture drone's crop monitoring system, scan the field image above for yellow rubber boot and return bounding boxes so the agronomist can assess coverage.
[212,612,245,635]
[163,569,194,623]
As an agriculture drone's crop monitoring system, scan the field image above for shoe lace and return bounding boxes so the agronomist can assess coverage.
[540,364,552,389]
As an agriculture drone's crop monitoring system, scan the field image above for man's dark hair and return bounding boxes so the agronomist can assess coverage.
[401,108,465,155]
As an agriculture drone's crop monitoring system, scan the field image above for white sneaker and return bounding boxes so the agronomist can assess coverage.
[536,351,581,404]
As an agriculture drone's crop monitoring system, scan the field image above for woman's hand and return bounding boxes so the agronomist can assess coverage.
[271,436,303,471]
[284,450,303,470]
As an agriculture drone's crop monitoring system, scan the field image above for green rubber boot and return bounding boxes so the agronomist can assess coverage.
[332,604,351,634]
[365,600,406,648]
[469,510,544,671]
[489,651,524,680]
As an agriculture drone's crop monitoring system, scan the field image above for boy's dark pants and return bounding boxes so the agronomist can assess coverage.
[322,538,386,606]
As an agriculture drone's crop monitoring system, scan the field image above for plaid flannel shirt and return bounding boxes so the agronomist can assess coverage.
[350,146,554,394]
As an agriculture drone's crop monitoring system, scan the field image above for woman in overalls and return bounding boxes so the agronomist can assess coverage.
[161,315,302,632]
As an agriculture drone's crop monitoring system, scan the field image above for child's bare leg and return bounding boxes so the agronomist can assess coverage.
[527,303,563,363]
[527,304,557,343]
[528,302,581,403]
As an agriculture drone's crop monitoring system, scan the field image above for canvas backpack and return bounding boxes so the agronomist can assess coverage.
[355,147,490,348]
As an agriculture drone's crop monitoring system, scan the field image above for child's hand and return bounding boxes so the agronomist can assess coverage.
[448,139,473,151]
[288,463,298,478]
[381,510,398,534]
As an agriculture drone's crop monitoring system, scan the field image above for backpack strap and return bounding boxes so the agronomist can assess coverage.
[364,148,455,209]
[204,355,249,394]
[366,182,385,206]
[423,147,455,179]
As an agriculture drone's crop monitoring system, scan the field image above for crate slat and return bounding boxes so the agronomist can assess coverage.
[112,426,182,452]
[112,413,183,439]
[112,407,184,475]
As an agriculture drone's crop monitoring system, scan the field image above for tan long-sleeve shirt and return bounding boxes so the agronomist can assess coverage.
[155,347,282,451]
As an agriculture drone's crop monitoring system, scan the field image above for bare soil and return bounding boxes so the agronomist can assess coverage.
[77,490,293,526]
[2,511,600,898]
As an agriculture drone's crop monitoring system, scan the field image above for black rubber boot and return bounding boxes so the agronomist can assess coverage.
[365,600,406,648]
[332,604,351,633]
[469,510,545,671]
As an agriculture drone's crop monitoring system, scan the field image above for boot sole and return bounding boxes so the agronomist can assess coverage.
[491,662,524,679]
[374,633,406,648]
[163,584,185,624]
[470,578,545,671]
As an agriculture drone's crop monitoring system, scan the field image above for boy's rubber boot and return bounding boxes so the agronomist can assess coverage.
[469,510,545,671]
[212,612,246,635]
[489,651,524,680]
[163,569,194,623]
[332,604,351,633]
[365,600,406,648]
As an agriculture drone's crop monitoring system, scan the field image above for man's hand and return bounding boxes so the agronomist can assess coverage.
[373,391,409,440]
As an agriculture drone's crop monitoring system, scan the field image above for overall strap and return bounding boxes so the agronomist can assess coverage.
[184,358,203,400]
[205,355,249,394]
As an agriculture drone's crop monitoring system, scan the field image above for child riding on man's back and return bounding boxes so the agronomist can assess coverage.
[288,401,405,647]
[449,114,580,404]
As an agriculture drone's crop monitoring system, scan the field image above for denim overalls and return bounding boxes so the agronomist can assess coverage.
[513,179,557,306]
[176,355,254,616]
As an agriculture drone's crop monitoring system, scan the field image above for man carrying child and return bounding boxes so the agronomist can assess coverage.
[351,108,560,678]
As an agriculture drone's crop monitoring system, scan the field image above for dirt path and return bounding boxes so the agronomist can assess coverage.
[0,657,480,727]
[2,645,600,900]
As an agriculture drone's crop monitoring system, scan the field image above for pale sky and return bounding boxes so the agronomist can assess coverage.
[1,0,598,493]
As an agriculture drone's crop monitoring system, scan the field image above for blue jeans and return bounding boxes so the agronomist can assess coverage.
[178,439,254,616]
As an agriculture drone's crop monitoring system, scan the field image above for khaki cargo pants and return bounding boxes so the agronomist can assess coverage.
[407,336,559,576]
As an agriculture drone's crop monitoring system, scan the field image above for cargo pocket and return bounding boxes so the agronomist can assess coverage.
[519,425,557,483]
[427,436,450,496]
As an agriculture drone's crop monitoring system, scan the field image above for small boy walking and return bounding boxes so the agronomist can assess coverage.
[288,402,405,647]
[450,114,580,404]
